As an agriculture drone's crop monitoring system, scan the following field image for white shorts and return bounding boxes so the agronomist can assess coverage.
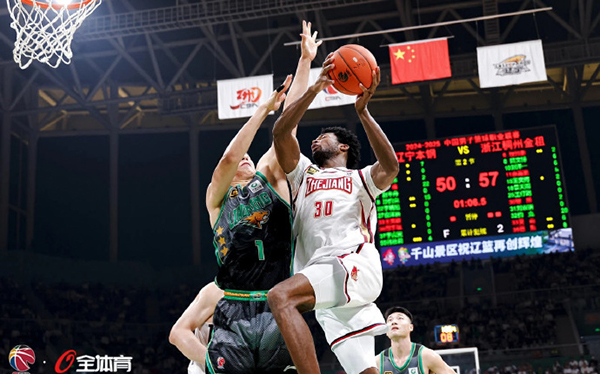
[333,334,376,374]
[188,361,204,374]
[298,243,388,349]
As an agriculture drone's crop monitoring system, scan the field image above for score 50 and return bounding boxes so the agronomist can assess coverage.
[436,171,499,192]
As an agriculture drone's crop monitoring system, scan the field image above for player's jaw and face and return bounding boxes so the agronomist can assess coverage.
[386,312,413,340]
[234,154,256,180]
[311,132,348,167]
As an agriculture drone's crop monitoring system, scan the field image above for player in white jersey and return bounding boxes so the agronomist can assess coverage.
[291,159,382,272]
[188,323,211,374]
[169,282,224,374]
[268,57,399,374]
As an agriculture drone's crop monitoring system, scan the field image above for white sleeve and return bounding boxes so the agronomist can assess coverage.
[358,164,390,200]
[286,154,312,196]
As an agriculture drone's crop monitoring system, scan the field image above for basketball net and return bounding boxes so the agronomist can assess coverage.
[6,0,102,69]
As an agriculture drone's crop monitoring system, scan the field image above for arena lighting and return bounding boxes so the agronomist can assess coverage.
[284,7,552,46]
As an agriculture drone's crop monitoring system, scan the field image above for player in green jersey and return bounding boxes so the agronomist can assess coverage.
[377,307,455,374]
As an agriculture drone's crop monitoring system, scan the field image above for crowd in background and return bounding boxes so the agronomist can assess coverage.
[1,249,600,373]
[485,357,600,374]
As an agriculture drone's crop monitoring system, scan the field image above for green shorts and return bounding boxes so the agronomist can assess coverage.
[206,292,294,374]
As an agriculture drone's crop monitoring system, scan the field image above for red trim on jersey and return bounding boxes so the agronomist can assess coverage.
[336,257,351,303]
[339,244,364,257]
[367,204,375,243]
[359,201,371,243]
[368,218,374,243]
[358,169,375,202]
[329,323,388,348]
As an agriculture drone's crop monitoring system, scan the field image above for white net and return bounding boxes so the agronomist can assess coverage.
[6,0,102,69]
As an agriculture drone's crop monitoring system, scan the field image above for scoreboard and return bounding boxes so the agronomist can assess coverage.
[377,126,574,268]
[435,324,459,344]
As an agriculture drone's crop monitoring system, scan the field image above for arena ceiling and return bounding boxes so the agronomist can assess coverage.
[1,0,600,137]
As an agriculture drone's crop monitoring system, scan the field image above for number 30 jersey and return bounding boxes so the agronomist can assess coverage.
[287,155,389,273]
[212,171,293,291]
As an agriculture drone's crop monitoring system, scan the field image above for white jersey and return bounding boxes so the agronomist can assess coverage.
[187,323,211,374]
[287,154,388,272]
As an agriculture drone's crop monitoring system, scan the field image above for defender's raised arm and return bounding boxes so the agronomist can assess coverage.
[205,75,291,217]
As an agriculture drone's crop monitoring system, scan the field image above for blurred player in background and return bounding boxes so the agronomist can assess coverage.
[202,21,322,374]
[268,58,398,374]
[169,282,224,374]
[378,307,456,374]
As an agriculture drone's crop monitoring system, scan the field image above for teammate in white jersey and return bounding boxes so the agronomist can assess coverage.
[188,323,211,374]
[268,57,399,374]
[169,282,224,374]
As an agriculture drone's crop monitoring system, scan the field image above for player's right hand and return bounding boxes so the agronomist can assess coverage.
[265,74,293,112]
[355,66,380,113]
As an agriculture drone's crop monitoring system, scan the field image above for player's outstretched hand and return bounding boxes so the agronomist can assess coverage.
[355,66,380,114]
[312,53,335,92]
[265,74,293,112]
[301,20,322,62]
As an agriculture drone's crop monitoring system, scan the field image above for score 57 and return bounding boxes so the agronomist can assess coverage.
[479,171,499,187]
[436,171,499,192]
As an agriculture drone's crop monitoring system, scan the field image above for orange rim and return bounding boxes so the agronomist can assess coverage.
[20,0,96,10]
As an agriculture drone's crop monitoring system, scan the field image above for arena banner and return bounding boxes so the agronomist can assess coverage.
[217,74,273,120]
[308,68,356,110]
[477,39,547,88]
[380,228,574,268]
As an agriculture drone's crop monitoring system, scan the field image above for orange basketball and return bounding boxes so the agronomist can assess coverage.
[327,44,378,96]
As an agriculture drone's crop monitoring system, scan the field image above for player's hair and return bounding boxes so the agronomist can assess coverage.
[384,306,413,323]
[321,126,361,169]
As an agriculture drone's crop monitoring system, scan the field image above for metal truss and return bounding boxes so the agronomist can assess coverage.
[2,0,600,252]
[79,0,387,41]
[0,0,598,127]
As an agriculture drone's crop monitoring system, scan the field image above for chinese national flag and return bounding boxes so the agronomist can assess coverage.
[389,38,451,84]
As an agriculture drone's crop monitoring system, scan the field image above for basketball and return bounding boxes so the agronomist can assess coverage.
[327,44,378,96]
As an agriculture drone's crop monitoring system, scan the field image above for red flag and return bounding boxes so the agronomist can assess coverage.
[389,38,451,84]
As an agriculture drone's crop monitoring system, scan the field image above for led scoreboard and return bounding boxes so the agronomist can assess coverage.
[435,324,459,344]
[377,126,574,268]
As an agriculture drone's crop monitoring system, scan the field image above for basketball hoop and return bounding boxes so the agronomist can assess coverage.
[6,0,102,69]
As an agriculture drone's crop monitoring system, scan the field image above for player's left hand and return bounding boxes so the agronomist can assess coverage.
[265,74,293,111]
[355,66,380,113]
[300,20,322,62]
[311,54,335,92]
